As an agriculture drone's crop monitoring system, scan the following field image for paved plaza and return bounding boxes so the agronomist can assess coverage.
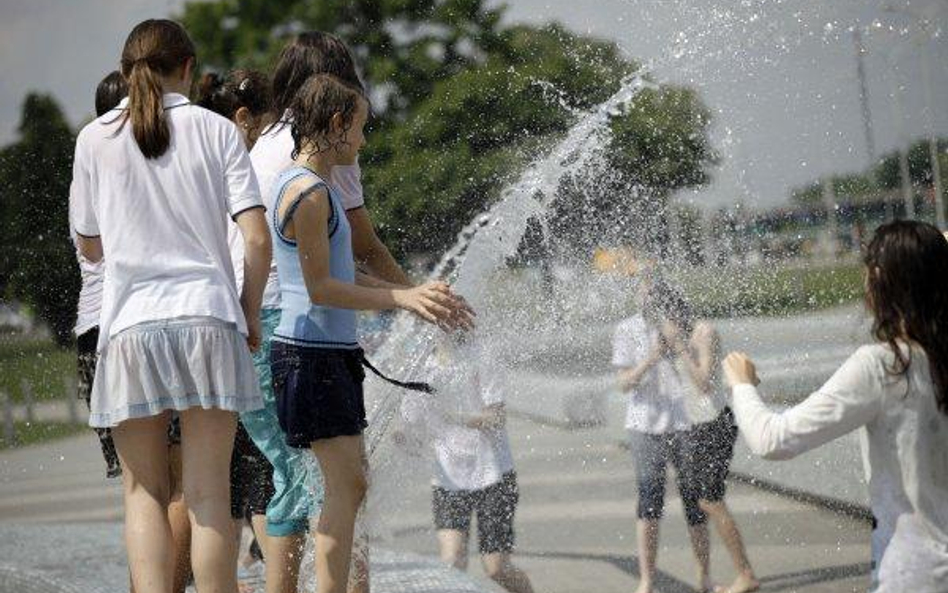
[0,411,871,593]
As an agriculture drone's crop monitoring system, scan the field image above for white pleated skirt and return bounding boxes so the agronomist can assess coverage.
[89,316,263,428]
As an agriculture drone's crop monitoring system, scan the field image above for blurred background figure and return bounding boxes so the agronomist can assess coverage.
[399,334,535,593]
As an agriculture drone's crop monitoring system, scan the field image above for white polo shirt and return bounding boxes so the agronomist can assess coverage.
[69,93,263,351]
[249,116,366,308]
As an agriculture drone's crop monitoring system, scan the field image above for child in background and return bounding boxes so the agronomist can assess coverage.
[197,70,277,588]
[401,335,534,593]
[268,73,472,593]
[69,19,271,593]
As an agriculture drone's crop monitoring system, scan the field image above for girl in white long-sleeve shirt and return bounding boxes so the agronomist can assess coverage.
[723,220,948,593]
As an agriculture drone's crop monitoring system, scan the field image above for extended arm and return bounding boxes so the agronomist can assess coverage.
[290,188,457,324]
[725,349,883,460]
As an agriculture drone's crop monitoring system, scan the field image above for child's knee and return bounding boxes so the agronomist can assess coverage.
[698,498,723,515]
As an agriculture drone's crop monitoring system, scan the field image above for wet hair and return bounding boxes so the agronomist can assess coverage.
[197,70,271,118]
[289,74,363,159]
[864,220,948,414]
[119,19,196,159]
[95,71,128,117]
[271,31,363,120]
[644,278,695,335]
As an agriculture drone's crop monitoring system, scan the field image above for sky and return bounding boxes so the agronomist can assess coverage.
[0,0,946,209]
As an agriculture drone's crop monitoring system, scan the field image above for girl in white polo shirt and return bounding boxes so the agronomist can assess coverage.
[68,19,271,593]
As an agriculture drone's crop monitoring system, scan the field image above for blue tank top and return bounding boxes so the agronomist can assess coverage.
[271,167,358,349]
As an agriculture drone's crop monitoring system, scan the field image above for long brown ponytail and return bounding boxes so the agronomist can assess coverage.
[120,19,195,159]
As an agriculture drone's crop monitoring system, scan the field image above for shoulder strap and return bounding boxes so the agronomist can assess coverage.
[279,181,328,235]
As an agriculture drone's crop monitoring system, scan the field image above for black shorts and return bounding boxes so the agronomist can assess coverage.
[77,328,121,478]
[432,472,519,554]
[687,408,738,502]
[230,421,275,520]
[271,342,367,449]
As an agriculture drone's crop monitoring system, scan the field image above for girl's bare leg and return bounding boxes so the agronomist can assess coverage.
[265,533,306,593]
[112,411,175,593]
[167,443,192,593]
[311,435,368,593]
[687,521,712,592]
[179,408,238,593]
[437,529,469,571]
[635,519,659,593]
[480,553,534,593]
[700,500,759,593]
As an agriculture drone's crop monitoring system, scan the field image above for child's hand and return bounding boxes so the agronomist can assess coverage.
[723,352,760,388]
[245,315,262,353]
[395,282,475,330]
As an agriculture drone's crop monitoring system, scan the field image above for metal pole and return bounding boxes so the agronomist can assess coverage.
[853,29,887,220]
[920,46,945,229]
[885,64,915,218]
[822,177,838,257]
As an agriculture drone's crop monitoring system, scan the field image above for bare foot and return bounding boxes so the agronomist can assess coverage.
[696,576,714,593]
[714,573,760,593]
[634,581,654,593]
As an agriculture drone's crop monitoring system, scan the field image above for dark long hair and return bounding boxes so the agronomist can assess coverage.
[271,31,363,121]
[119,19,195,159]
[197,70,271,118]
[95,71,128,117]
[864,220,948,414]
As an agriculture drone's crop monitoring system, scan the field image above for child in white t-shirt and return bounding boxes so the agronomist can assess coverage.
[402,335,534,593]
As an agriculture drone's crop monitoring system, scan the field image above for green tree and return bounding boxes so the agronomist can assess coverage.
[181,0,716,258]
[180,0,506,119]
[362,24,637,254]
[0,94,79,346]
[548,85,717,257]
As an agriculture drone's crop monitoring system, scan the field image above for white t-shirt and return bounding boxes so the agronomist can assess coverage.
[248,117,366,308]
[731,344,948,592]
[402,349,515,491]
[611,315,691,434]
[673,323,729,425]
[73,245,103,337]
[69,93,263,351]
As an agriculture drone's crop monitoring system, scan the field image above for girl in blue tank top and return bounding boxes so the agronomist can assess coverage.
[269,74,473,593]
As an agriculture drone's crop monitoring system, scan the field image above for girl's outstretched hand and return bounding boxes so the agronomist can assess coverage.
[722,352,760,388]
[395,281,475,330]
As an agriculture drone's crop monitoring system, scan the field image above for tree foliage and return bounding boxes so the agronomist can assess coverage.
[180,0,718,257]
[0,94,79,345]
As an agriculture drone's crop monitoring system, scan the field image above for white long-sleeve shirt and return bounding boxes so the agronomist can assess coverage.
[731,343,948,593]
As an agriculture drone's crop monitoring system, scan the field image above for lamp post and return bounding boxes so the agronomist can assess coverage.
[883,5,946,229]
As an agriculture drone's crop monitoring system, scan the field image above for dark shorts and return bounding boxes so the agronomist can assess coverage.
[432,472,519,554]
[77,328,121,478]
[687,408,738,502]
[270,342,367,449]
[629,429,705,526]
[230,421,275,520]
